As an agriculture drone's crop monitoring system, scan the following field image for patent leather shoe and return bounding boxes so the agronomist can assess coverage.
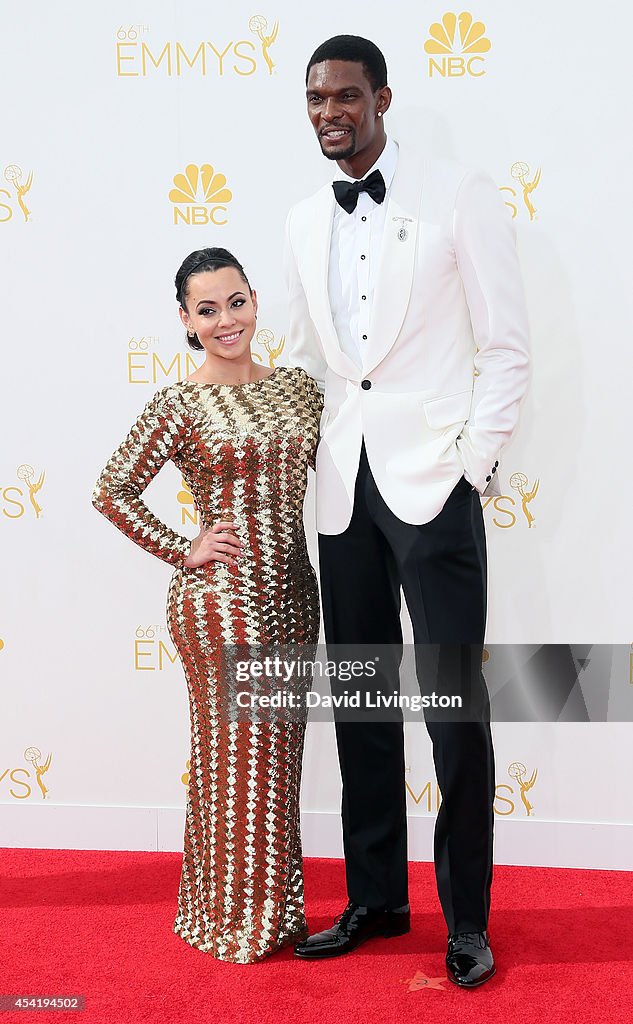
[294,901,410,959]
[446,931,496,987]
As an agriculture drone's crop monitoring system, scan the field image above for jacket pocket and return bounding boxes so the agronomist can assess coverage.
[423,389,472,429]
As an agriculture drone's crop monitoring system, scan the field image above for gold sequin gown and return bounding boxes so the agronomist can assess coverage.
[92,366,322,963]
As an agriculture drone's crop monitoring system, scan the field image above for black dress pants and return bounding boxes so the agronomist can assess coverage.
[318,443,495,934]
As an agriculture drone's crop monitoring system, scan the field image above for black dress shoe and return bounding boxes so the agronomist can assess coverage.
[446,931,496,988]
[294,901,410,959]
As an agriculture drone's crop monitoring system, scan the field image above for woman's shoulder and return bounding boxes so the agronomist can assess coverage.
[276,366,323,417]
[278,365,320,388]
[141,382,190,417]
[150,381,187,400]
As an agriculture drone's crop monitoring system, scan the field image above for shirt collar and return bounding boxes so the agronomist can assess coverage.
[332,136,398,189]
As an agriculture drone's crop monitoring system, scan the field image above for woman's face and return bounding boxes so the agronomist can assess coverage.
[179,267,258,361]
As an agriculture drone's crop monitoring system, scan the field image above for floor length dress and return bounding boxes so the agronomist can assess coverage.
[92,366,322,962]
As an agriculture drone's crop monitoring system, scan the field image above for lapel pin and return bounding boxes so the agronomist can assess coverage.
[393,216,413,242]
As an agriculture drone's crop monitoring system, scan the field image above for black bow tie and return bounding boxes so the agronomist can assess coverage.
[332,169,386,214]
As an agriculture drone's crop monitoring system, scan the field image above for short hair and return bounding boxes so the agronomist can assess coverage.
[305,35,388,92]
[175,247,252,352]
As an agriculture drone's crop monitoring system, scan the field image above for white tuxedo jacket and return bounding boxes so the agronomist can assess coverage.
[284,146,530,535]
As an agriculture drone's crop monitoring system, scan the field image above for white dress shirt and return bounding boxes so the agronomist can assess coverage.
[328,137,399,368]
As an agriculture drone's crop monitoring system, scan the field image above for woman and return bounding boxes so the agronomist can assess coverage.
[93,248,322,963]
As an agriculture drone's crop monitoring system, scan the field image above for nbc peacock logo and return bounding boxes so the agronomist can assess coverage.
[177,478,198,527]
[169,163,233,226]
[424,11,491,77]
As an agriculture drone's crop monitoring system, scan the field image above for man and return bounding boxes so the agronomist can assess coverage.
[284,35,529,987]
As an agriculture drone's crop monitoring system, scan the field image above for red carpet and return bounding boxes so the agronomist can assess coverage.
[1,850,633,1023]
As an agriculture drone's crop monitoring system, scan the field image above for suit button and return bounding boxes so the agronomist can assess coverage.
[494,460,499,467]
[492,466,496,474]
[486,475,492,482]
[361,380,372,391]
[361,295,367,300]
[362,334,368,340]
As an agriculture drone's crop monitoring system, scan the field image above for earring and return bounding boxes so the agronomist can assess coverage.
[378,111,382,117]
[187,330,195,338]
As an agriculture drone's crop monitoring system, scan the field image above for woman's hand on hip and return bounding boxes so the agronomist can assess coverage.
[183,520,241,568]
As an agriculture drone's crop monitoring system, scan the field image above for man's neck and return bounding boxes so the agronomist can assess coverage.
[336,133,388,180]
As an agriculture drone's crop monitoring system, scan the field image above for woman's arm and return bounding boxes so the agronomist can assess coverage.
[92,388,191,567]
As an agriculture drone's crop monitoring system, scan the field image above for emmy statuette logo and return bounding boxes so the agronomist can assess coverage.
[424,12,491,77]
[1,465,45,520]
[482,472,540,530]
[494,761,539,817]
[24,747,52,799]
[18,465,45,518]
[169,163,233,226]
[500,162,542,221]
[509,472,539,528]
[0,165,33,223]
[249,15,278,74]
[252,329,285,368]
[508,762,538,816]
[0,747,53,800]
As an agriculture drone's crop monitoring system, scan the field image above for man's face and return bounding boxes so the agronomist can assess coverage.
[306,59,389,163]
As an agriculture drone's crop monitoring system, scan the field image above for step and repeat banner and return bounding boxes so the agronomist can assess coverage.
[1,2,632,867]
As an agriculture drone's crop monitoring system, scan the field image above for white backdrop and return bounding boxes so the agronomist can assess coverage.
[2,1,632,869]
